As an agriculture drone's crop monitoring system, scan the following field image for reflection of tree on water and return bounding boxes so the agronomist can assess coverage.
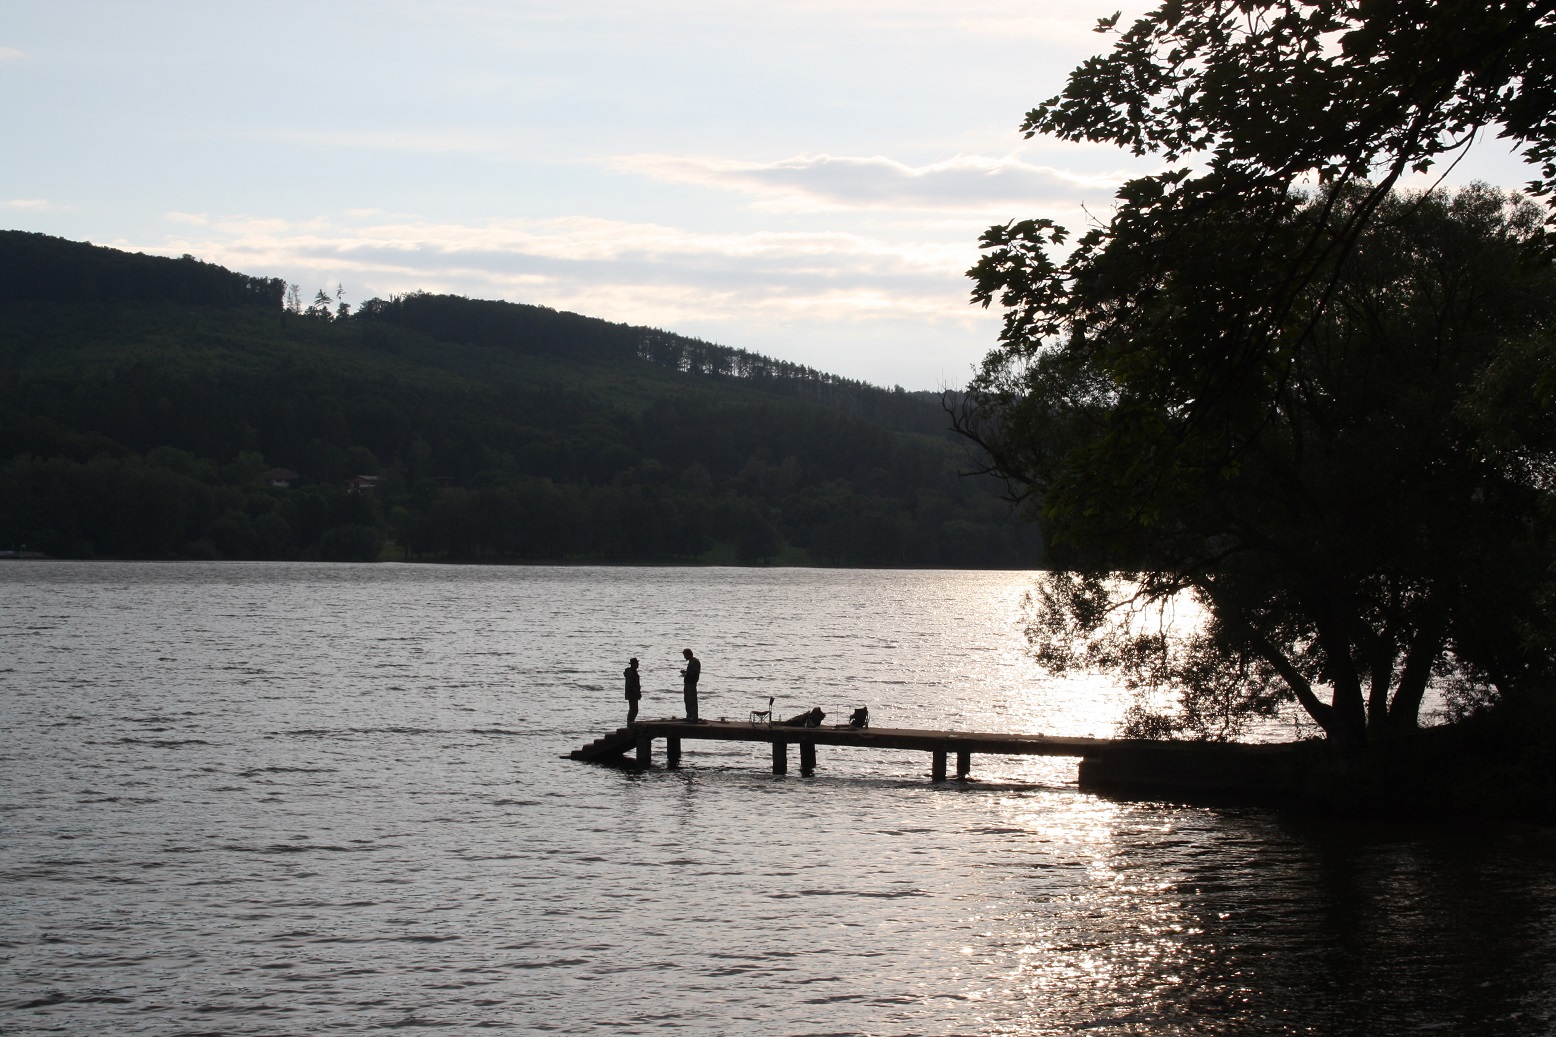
[978,803,1556,1035]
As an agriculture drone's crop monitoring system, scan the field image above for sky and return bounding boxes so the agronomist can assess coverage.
[0,1,1538,390]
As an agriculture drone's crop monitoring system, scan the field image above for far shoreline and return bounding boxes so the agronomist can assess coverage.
[1,554,1049,573]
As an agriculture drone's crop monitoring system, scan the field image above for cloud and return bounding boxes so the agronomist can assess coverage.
[3,198,67,211]
[612,152,1126,212]
[231,126,508,155]
[0,47,24,64]
[127,207,1005,386]
[147,210,988,331]
[951,4,1147,44]
[444,0,1129,47]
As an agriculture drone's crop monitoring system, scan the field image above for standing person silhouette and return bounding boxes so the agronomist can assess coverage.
[624,657,642,725]
[680,648,701,723]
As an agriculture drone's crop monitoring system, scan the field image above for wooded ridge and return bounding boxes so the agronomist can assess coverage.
[0,231,1039,566]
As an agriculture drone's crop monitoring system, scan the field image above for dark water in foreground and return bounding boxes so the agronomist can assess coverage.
[2,562,1554,1036]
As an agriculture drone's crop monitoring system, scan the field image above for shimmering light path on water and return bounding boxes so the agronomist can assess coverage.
[3,562,1554,1035]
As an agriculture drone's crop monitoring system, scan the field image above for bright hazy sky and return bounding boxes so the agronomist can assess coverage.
[0,2,1537,389]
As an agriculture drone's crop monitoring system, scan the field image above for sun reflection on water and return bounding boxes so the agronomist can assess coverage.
[950,793,1256,1036]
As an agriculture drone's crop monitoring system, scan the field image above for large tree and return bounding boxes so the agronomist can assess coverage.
[958,1,1556,749]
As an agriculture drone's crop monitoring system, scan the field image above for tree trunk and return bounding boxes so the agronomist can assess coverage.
[1327,691,1370,753]
[1246,628,1335,734]
[1387,618,1445,736]
[1366,646,1395,738]
[1314,607,1368,753]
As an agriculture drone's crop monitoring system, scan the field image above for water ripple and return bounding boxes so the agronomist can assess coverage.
[2,561,1553,1037]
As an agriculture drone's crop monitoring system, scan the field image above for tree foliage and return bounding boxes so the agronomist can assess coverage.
[958,1,1556,749]
[1040,1,1555,196]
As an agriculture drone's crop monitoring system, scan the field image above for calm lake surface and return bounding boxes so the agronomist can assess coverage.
[3,562,1554,1036]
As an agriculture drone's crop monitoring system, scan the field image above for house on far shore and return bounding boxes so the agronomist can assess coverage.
[264,467,300,488]
[346,475,381,494]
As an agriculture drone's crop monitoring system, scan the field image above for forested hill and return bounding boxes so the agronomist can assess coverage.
[0,230,286,308]
[357,293,951,437]
[0,232,1040,566]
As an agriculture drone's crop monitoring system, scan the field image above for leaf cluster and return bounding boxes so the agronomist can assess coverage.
[1031,1,1556,206]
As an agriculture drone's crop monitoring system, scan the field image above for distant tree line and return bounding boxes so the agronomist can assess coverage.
[357,292,953,437]
[0,232,952,435]
[0,231,285,308]
[0,235,1038,567]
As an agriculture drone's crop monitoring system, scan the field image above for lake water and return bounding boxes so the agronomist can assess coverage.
[3,562,1554,1035]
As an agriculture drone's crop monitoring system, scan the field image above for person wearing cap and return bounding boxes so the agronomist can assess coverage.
[624,657,642,725]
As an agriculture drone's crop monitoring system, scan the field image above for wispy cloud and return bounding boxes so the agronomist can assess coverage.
[951,6,1141,43]
[403,0,1138,48]
[0,47,25,64]
[231,126,508,155]
[3,198,67,211]
[612,152,1127,212]
[126,207,1002,384]
[145,210,987,330]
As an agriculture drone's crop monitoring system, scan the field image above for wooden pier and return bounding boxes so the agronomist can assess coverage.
[569,718,1312,798]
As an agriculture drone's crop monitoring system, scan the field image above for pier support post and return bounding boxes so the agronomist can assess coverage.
[931,749,947,782]
[956,750,971,779]
[800,741,816,776]
[666,736,681,769]
[635,733,653,768]
[772,740,789,775]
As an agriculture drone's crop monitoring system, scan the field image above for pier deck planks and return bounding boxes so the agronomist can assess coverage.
[612,718,1114,757]
[568,718,1311,798]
